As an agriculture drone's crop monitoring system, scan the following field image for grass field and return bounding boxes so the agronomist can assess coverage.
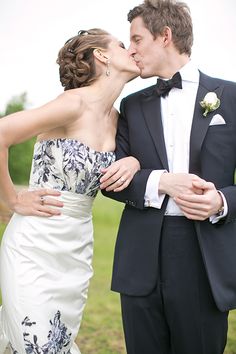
[0,193,236,353]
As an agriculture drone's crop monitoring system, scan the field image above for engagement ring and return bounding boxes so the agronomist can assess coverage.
[119,177,126,184]
[40,196,45,205]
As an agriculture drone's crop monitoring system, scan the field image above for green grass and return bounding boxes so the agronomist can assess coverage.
[0,223,7,235]
[226,311,236,354]
[0,193,236,353]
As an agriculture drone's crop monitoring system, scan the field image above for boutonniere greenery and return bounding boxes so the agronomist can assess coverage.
[200,92,220,117]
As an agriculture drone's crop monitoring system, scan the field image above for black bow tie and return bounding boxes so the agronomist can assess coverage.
[156,72,182,98]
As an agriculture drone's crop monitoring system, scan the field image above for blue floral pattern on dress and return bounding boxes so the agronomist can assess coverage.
[10,311,72,354]
[29,139,115,197]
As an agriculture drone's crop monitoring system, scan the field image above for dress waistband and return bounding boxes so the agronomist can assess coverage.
[57,191,94,218]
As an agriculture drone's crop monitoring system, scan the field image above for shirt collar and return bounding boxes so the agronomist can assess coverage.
[179,60,199,84]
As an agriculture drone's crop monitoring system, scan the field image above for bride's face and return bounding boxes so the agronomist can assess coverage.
[106,37,140,80]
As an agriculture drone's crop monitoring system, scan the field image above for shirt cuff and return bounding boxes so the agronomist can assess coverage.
[144,170,167,208]
[210,191,228,224]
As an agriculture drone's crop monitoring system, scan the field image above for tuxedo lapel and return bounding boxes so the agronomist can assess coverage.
[140,91,169,170]
[189,72,224,175]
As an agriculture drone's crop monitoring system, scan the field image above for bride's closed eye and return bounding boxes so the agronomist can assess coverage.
[119,42,126,49]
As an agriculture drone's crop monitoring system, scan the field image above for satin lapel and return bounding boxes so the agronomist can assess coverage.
[189,72,224,174]
[140,92,169,170]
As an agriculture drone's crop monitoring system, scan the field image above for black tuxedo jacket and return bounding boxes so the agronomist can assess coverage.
[104,72,236,311]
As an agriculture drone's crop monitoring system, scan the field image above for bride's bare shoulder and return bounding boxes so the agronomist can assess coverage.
[56,89,84,114]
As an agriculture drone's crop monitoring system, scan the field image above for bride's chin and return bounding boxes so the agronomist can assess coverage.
[127,73,140,83]
[133,67,141,77]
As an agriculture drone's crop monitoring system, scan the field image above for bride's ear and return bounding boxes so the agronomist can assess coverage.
[93,49,109,63]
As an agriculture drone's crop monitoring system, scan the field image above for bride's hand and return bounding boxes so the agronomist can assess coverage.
[13,188,63,216]
[100,156,140,192]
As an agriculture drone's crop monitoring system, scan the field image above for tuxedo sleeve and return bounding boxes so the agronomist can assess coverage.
[216,82,236,224]
[102,98,153,210]
[219,186,236,224]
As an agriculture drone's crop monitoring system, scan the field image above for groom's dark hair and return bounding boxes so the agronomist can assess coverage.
[128,0,193,56]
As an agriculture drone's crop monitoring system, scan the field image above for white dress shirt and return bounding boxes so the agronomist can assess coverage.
[144,61,227,222]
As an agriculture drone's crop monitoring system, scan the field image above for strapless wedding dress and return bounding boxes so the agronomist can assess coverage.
[0,138,115,354]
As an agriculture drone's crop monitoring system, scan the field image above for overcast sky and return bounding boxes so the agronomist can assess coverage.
[0,0,236,112]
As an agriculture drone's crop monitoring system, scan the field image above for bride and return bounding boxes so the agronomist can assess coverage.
[0,29,140,353]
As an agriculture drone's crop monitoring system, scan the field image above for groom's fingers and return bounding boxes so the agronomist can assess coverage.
[174,190,218,220]
[174,194,206,208]
[174,196,209,220]
[180,209,208,220]
[192,180,215,191]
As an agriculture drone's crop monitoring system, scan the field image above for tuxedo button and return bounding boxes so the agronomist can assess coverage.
[126,200,136,207]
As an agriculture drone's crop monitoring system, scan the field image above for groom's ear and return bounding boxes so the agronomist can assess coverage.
[93,49,109,63]
[160,26,172,47]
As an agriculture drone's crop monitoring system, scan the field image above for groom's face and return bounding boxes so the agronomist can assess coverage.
[129,16,166,78]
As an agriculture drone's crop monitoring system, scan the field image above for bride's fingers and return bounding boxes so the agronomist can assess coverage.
[38,196,63,208]
[113,178,130,192]
[33,210,58,217]
[36,205,61,216]
[100,168,120,184]
[100,172,122,189]
[16,189,63,216]
[104,175,128,192]
[36,188,61,197]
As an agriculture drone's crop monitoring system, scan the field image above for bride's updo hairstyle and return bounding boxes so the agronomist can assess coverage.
[57,29,111,90]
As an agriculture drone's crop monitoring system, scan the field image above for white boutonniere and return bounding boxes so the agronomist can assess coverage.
[200,92,220,117]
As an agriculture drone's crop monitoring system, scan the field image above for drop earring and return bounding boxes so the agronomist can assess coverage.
[106,59,110,76]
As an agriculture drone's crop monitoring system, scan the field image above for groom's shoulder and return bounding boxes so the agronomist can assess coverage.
[200,71,236,89]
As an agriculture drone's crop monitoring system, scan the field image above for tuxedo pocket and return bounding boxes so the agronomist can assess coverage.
[209,114,226,126]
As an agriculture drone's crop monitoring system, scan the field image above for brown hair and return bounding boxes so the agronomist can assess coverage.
[57,29,111,90]
[128,0,193,56]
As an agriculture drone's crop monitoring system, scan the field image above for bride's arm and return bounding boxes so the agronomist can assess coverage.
[0,93,79,216]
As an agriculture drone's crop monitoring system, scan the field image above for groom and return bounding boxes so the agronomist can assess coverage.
[100,0,236,353]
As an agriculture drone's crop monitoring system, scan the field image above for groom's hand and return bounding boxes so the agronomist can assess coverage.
[174,180,223,220]
[159,173,205,198]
